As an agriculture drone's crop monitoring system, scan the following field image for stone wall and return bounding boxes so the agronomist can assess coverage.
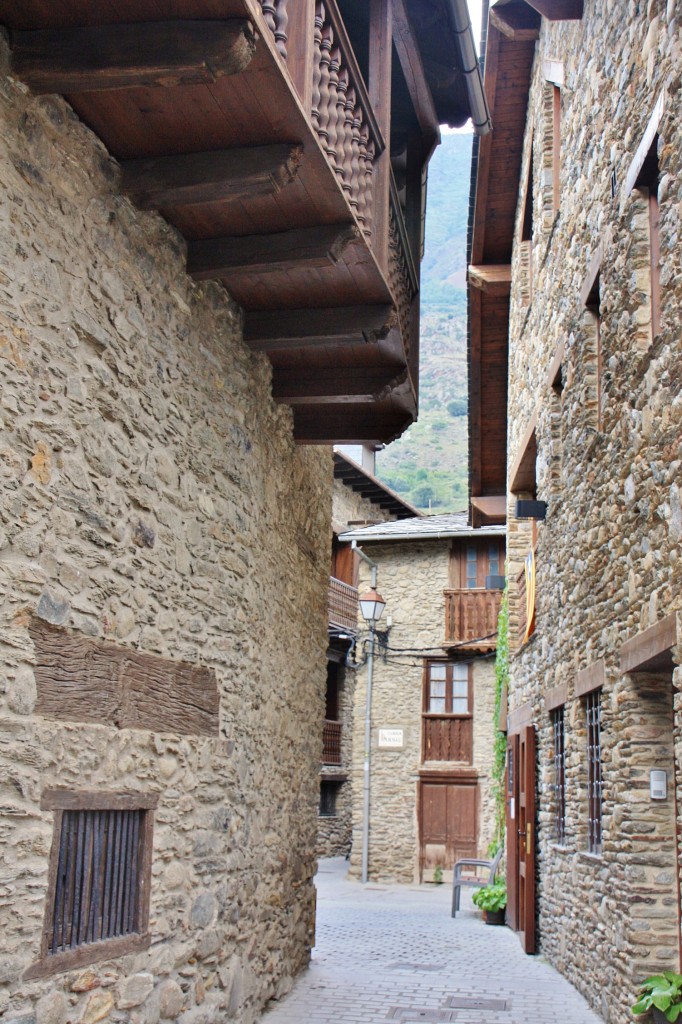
[505,3,682,1020]
[347,541,497,883]
[331,484,398,535]
[0,42,332,1024]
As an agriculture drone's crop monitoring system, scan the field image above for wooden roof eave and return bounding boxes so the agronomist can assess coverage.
[1,0,440,444]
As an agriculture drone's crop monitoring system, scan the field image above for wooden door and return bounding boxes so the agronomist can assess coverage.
[506,727,536,952]
[419,778,477,880]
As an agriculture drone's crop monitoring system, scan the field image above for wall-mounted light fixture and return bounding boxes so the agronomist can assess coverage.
[515,499,548,520]
[650,770,667,800]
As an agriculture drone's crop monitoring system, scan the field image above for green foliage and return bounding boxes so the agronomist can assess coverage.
[472,880,507,912]
[633,973,682,1021]
[433,864,443,885]
[489,589,509,854]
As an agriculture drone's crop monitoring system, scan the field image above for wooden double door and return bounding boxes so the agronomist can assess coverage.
[506,726,536,953]
[419,773,478,880]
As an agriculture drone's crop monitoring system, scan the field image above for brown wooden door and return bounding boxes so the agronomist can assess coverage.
[419,778,477,880]
[506,726,536,952]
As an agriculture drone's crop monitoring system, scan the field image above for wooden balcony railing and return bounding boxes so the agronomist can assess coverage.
[311,1,384,239]
[328,576,359,633]
[388,172,419,355]
[322,719,342,764]
[260,0,289,58]
[444,589,503,649]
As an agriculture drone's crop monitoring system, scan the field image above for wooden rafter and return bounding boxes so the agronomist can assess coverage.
[273,366,407,404]
[245,305,394,353]
[468,264,512,295]
[490,3,541,41]
[11,20,256,93]
[121,145,303,209]
[525,0,583,19]
[188,224,359,280]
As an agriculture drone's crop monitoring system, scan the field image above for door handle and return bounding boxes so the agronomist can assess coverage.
[525,822,532,855]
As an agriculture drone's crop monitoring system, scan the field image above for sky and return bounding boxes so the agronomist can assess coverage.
[443,0,485,136]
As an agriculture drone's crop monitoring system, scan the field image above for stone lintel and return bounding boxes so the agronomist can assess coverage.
[620,612,679,675]
[575,658,605,698]
[507,701,533,735]
[545,682,568,712]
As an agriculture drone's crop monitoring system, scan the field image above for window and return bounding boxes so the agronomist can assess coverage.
[488,543,500,577]
[583,270,602,431]
[466,545,478,588]
[425,662,470,716]
[585,691,602,854]
[319,781,342,817]
[27,791,155,979]
[551,708,566,845]
[634,136,661,342]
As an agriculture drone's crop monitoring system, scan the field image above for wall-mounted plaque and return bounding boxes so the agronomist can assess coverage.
[378,728,404,749]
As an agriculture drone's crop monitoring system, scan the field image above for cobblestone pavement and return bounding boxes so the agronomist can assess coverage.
[261,858,603,1024]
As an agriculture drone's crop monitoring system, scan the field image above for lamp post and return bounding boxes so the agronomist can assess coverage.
[358,579,386,885]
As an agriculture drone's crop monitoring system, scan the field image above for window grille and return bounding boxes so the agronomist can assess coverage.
[551,708,566,845]
[49,809,145,955]
[585,691,602,854]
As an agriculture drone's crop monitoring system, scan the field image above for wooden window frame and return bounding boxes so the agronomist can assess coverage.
[25,791,156,981]
[422,661,473,719]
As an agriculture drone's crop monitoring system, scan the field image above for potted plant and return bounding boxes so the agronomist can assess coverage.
[632,973,682,1023]
[471,880,507,925]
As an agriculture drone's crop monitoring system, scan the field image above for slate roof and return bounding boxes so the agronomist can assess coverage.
[339,512,506,543]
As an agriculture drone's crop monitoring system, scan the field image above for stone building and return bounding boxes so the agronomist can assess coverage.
[469,0,682,1019]
[319,449,417,859]
[339,514,505,883]
[0,4,488,1024]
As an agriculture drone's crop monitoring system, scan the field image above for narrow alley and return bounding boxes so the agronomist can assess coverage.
[261,859,602,1024]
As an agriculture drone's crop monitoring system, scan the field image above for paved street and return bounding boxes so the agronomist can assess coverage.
[261,858,602,1024]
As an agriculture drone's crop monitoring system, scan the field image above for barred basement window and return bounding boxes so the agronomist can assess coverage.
[26,791,156,980]
[551,708,566,845]
[585,692,602,855]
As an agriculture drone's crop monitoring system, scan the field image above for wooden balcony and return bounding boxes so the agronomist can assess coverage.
[444,589,502,650]
[322,719,342,764]
[328,576,358,633]
[0,0,470,444]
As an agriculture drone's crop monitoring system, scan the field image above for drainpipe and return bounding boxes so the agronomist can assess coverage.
[447,0,492,135]
[352,541,378,884]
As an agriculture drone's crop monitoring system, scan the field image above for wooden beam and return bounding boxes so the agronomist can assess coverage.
[574,659,605,698]
[244,305,394,352]
[392,0,440,145]
[468,264,512,295]
[121,144,303,210]
[188,224,358,280]
[524,0,583,19]
[293,403,413,445]
[11,20,256,94]
[490,4,541,40]
[273,366,406,404]
[368,0,393,274]
[620,613,679,675]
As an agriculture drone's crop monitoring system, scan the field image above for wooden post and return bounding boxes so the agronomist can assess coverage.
[368,0,392,274]
[286,0,316,114]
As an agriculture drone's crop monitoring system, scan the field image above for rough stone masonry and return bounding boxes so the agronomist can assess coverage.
[504,1,682,1021]
[0,31,332,1024]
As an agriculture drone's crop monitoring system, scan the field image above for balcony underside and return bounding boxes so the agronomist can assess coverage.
[2,0,418,444]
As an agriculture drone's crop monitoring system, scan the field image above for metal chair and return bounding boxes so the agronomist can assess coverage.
[451,846,504,917]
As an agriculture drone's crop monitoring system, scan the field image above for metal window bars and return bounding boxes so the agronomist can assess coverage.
[585,691,602,855]
[552,708,566,845]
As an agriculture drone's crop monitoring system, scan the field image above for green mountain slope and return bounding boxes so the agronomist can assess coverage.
[376,133,472,513]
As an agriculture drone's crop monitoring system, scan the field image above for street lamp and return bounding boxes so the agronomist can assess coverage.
[358,581,386,884]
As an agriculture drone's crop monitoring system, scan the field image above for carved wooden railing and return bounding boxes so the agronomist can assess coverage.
[388,171,419,348]
[312,0,385,238]
[260,0,289,58]
[444,589,502,648]
[328,576,359,632]
[322,719,342,764]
